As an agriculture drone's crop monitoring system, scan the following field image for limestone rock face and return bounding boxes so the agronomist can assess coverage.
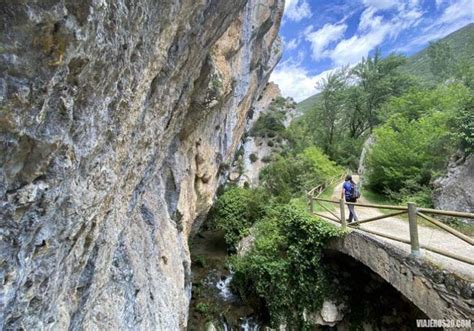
[0,0,283,329]
[357,135,375,178]
[432,154,474,215]
[231,83,296,187]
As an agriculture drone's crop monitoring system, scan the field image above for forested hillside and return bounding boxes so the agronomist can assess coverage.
[401,23,474,82]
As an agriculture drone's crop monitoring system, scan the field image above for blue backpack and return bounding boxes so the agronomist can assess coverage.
[350,183,361,199]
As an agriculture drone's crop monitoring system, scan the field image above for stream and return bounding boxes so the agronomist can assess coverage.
[188,229,263,330]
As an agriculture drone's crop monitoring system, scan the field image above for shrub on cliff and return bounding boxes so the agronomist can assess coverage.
[209,186,268,249]
[230,204,344,327]
[250,111,286,138]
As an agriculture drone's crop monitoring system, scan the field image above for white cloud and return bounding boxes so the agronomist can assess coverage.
[362,0,398,10]
[284,0,312,22]
[323,1,423,65]
[359,7,382,31]
[285,38,300,51]
[270,60,338,102]
[398,0,473,51]
[435,0,445,8]
[329,28,390,65]
[305,23,348,60]
[437,0,473,25]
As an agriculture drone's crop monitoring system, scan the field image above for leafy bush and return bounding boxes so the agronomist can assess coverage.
[379,83,471,122]
[250,111,286,138]
[261,156,272,163]
[447,92,474,154]
[209,186,268,249]
[272,96,287,108]
[366,112,454,200]
[367,82,472,201]
[195,302,219,321]
[231,204,344,327]
[259,147,342,202]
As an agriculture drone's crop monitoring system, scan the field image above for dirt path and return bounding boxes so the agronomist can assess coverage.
[323,176,474,280]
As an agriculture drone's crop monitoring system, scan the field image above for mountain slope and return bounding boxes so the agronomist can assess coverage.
[296,92,322,114]
[400,23,474,81]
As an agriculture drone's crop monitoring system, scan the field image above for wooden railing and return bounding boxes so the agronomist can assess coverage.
[307,188,474,265]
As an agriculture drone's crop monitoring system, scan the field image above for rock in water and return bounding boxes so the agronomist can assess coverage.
[0,0,283,329]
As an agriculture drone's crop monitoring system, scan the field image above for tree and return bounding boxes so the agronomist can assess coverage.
[427,40,454,82]
[343,85,369,139]
[311,68,348,157]
[352,50,409,132]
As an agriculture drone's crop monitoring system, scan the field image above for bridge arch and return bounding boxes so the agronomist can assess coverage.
[327,230,473,321]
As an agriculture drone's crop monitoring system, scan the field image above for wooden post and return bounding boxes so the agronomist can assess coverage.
[310,195,314,214]
[340,199,347,228]
[408,202,421,257]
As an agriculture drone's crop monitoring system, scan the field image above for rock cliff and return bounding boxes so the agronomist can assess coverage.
[0,0,283,329]
[432,154,474,215]
[228,83,296,187]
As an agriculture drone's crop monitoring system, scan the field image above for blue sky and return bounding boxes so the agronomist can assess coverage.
[270,0,474,102]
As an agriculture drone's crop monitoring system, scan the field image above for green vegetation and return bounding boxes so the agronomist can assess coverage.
[209,186,268,249]
[291,51,415,169]
[231,204,343,327]
[250,97,291,140]
[292,25,473,205]
[366,83,472,205]
[400,23,474,83]
[297,24,474,114]
[260,147,342,202]
[208,134,343,326]
[195,302,219,321]
[296,93,322,114]
[249,153,258,163]
[250,110,286,138]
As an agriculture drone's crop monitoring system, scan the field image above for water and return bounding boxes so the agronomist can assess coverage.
[216,271,237,301]
[215,272,260,330]
[189,229,264,329]
[240,317,259,331]
[221,316,259,331]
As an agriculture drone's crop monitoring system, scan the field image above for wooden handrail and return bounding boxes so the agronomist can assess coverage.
[314,198,408,211]
[345,201,408,211]
[354,228,474,265]
[348,210,407,225]
[315,200,341,221]
[312,211,474,265]
[417,208,474,219]
[307,177,474,265]
[312,211,340,223]
[417,212,474,246]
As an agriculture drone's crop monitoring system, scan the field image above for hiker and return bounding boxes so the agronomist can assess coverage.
[341,175,359,223]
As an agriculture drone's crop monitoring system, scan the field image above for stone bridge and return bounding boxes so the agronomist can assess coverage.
[327,229,473,322]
